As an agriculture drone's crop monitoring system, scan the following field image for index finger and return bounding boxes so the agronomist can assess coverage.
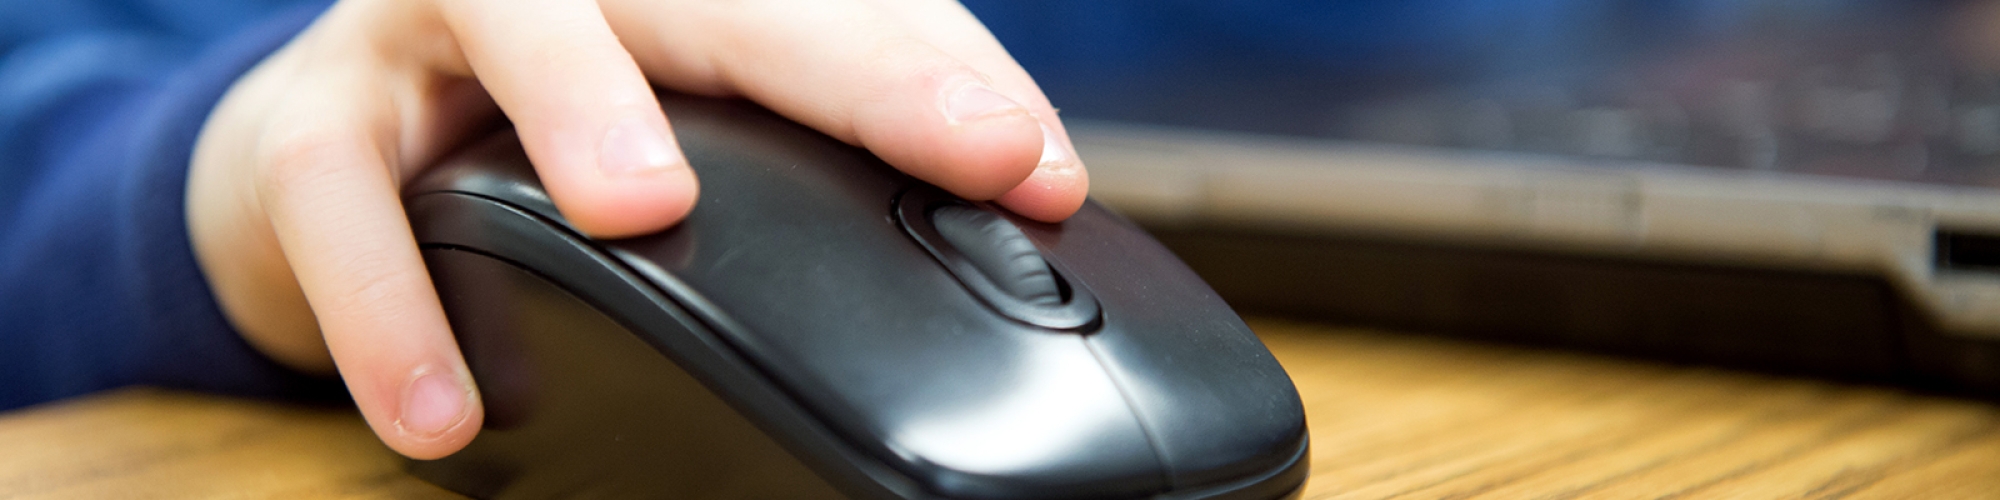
[436,0,699,238]
[852,0,1089,222]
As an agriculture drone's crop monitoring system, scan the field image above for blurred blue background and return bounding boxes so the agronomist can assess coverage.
[964,1,1988,184]
[3,0,1980,182]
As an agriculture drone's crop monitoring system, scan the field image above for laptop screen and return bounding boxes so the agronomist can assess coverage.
[967,1,1996,186]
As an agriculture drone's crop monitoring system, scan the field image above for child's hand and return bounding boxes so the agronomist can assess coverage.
[185,0,1086,459]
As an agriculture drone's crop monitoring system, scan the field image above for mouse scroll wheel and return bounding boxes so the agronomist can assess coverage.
[929,205,1064,307]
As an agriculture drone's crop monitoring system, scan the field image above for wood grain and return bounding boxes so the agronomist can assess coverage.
[4,318,1997,499]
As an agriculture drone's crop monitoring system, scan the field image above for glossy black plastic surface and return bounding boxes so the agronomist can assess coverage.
[411,246,849,498]
[405,93,1308,499]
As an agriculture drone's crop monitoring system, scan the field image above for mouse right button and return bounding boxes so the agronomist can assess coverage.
[1020,201,1311,496]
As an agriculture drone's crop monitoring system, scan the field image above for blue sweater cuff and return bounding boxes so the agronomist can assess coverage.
[114,1,343,404]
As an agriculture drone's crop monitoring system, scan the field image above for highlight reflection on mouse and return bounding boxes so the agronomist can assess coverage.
[20,1,2000,499]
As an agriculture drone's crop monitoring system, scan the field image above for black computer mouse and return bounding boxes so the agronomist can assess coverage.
[401,92,1309,499]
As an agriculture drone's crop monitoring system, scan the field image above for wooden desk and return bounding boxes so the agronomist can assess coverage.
[5,318,1998,499]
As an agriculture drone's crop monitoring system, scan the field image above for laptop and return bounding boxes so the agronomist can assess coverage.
[971,1,2000,393]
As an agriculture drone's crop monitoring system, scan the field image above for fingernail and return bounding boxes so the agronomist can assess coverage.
[599,116,681,175]
[397,370,469,438]
[945,81,1028,124]
[1038,121,1073,168]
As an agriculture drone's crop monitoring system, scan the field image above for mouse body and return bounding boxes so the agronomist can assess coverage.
[403,93,1308,499]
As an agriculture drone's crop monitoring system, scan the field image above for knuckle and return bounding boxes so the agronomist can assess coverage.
[863,35,968,86]
[255,131,357,203]
[840,35,975,125]
[320,254,413,321]
[519,26,602,71]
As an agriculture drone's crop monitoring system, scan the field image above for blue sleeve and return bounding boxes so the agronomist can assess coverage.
[0,1,340,410]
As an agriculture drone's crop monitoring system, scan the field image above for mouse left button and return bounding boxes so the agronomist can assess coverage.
[404,131,567,226]
[413,246,851,498]
[405,191,924,499]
